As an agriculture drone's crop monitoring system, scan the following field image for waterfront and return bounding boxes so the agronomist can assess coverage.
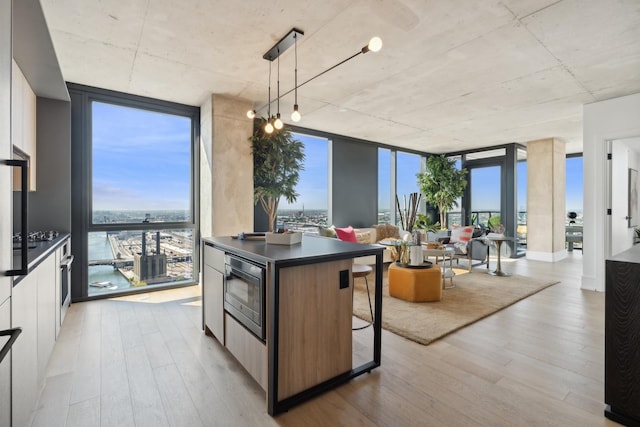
[88,229,194,295]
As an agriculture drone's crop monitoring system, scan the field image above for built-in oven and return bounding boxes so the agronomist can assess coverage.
[59,239,73,326]
[223,254,265,341]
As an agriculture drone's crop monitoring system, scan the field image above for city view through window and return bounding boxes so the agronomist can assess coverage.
[88,101,195,295]
[279,140,583,244]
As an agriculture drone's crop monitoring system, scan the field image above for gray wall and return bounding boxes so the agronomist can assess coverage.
[29,97,71,232]
[331,137,378,228]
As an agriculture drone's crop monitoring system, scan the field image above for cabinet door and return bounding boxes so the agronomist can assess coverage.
[0,298,11,427]
[12,273,38,427]
[11,59,23,151]
[204,264,224,343]
[36,255,56,383]
[22,74,36,190]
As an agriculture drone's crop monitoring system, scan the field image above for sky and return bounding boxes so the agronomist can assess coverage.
[91,103,584,216]
[92,101,191,212]
[283,135,585,216]
[279,132,329,210]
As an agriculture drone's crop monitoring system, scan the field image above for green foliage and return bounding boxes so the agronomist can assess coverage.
[250,119,305,231]
[416,155,468,229]
[487,215,502,230]
[414,213,440,233]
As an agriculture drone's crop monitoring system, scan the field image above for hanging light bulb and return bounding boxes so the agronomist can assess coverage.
[274,113,283,129]
[362,36,383,54]
[264,61,273,134]
[274,51,283,130]
[291,32,301,123]
[368,36,383,53]
[246,109,256,119]
[291,104,301,122]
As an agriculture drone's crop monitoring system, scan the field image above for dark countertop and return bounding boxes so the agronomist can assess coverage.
[203,234,384,266]
[13,233,71,285]
[607,243,640,264]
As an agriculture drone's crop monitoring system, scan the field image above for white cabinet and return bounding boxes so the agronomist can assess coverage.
[0,297,11,427]
[12,272,38,427]
[11,59,37,191]
[203,245,225,344]
[12,253,57,427]
[36,255,56,383]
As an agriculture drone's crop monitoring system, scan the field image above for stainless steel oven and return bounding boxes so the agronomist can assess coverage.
[60,239,73,325]
[223,254,265,341]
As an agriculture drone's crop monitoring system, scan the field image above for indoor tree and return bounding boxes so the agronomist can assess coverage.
[250,118,305,232]
[416,154,468,229]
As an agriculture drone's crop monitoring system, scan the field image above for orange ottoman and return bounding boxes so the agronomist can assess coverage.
[388,263,442,302]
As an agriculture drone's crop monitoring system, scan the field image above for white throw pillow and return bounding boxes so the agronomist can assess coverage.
[450,226,474,243]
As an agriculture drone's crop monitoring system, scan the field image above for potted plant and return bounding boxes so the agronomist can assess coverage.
[250,118,305,232]
[416,155,468,229]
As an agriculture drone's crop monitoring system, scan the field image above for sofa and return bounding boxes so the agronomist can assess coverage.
[320,224,404,265]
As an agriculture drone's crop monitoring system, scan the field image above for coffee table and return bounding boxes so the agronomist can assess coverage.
[422,246,455,289]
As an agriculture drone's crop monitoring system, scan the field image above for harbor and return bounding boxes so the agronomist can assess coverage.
[88,229,194,295]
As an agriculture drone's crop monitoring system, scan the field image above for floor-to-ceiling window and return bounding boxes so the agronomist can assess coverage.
[395,151,423,226]
[378,148,391,224]
[516,148,527,254]
[446,155,463,228]
[277,132,329,231]
[470,166,502,229]
[566,155,584,225]
[69,84,199,300]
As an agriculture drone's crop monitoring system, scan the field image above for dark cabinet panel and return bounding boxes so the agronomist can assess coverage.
[605,246,640,426]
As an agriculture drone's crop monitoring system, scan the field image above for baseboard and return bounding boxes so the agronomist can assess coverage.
[525,250,568,262]
[581,274,603,292]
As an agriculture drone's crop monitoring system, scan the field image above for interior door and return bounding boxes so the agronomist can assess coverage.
[609,138,640,256]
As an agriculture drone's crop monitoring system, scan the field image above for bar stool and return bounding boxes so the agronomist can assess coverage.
[352,264,374,330]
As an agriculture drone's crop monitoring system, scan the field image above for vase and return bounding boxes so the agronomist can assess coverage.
[400,245,411,264]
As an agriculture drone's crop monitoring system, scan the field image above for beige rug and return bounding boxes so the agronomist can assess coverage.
[352,267,559,345]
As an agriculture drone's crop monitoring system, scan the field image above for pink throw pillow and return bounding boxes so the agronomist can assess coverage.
[335,226,358,243]
[450,226,474,243]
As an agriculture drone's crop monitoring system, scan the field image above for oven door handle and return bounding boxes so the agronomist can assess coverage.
[0,327,22,364]
[60,255,74,268]
[2,159,28,276]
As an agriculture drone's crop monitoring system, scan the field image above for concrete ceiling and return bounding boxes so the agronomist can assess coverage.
[40,0,640,154]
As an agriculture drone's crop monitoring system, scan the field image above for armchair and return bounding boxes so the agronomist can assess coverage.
[438,226,489,271]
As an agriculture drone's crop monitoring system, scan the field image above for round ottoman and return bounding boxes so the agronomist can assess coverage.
[388,263,442,302]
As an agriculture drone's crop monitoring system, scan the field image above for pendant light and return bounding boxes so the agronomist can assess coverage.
[264,61,274,134]
[273,51,284,130]
[291,32,301,122]
[247,29,382,131]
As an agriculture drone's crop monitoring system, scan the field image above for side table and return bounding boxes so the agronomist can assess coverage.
[422,246,455,289]
[486,236,515,277]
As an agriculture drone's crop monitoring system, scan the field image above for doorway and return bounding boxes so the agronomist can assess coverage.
[608,137,640,257]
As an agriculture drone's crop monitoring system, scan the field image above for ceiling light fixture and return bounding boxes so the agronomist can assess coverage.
[264,61,274,134]
[291,32,301,122]
[246,28,382,132]
[273,52,284,130]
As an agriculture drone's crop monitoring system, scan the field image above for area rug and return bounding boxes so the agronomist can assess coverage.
[352,268,559,345]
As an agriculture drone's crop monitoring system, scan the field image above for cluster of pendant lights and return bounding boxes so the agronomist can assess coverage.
[247,30,382,134]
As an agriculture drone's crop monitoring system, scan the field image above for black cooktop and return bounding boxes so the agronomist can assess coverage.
[12,230,59,243]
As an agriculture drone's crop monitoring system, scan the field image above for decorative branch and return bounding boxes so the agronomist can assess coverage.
[395,192,421,233]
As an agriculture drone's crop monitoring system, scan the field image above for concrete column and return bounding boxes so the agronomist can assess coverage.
[526,138,567,262]
[200,95,254,237]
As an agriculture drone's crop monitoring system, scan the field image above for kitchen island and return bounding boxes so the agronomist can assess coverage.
[202,234,384,415]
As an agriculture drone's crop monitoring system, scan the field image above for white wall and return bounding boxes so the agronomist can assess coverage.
[611,139,640,256]
[583,92,640,292]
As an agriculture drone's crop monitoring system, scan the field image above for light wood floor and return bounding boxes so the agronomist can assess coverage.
[32,251,618,427]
